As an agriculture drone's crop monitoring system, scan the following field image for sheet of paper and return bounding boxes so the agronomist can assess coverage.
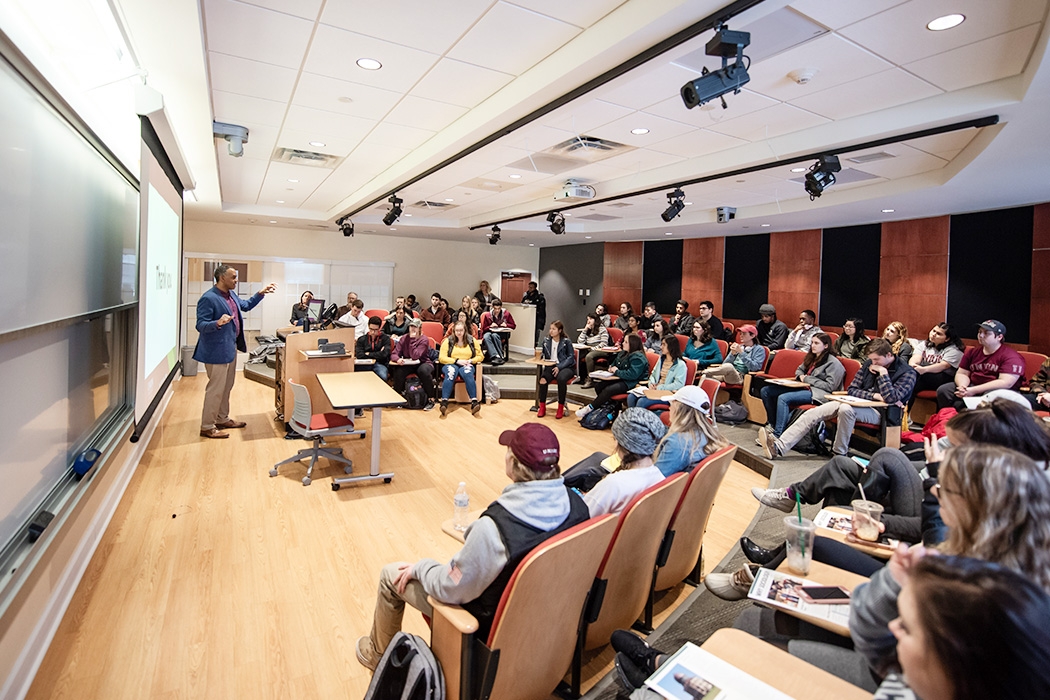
[645,643,793,700]
[748,568,851,629]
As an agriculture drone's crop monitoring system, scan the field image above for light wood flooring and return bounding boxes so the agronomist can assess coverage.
[27,373,766,700]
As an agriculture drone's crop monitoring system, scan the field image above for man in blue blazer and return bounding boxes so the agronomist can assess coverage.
[194,264,277,438]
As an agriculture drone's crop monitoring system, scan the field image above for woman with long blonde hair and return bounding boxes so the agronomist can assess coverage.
[883,320,912,363]
[438,320,483,416]
[652,385,728,476]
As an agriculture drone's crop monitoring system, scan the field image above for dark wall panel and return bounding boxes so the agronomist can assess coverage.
[723,234,769,320]
[947,207,1033,344]
[642,239,683,313]
[821,224,880,328]
[539,242,605,332]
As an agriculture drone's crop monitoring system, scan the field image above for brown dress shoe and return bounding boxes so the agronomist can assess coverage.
[216,419,247,429]
[200,428,229,439]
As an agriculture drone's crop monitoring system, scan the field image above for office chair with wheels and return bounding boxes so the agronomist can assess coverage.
[271,380,361,485]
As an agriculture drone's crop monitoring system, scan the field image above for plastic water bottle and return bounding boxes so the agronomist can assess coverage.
[453,482,470,531]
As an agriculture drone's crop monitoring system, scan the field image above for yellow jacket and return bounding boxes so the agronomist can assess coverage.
[438,336,483,364]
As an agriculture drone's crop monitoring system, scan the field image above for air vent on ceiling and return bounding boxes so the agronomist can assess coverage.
[846,152,897,164]
[411,200,458,209]
[552,135,626,157]
[606,202,634,208]
[505,134,635,174]
[271,147,343,168]
[577,213,620,221]
[308,224,332,229]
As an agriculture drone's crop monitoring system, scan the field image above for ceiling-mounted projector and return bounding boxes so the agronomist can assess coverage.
[554,180,596,201]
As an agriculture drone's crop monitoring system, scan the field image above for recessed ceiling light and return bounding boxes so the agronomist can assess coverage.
[927,14,964,31]
[529,243,535,246]
[509,174,521,179]
[585,236,592,239]
[337,96,354,104]
[404,213,412,217]
[357,58,382,70]
[444,198,454,202]
[309,141,326,148]
[631,128,650,135]
[287,179,299,183]
[761,223,770,227]
[790,167,806,173]
[684,202,692,206]
[563,212,571,216]
[269,220,277,224]
[276,200,284,204]
[665,232,673,236]
[390,228,397,231]
[882,208,895,213]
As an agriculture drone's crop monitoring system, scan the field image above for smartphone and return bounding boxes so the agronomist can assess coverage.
[799,586,851,604]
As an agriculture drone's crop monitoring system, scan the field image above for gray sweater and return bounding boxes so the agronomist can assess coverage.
[797,355,846,402]
[850,565,902,676]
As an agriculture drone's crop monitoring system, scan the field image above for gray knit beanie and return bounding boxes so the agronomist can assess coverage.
[758,303,776,315]
[611,407,668,456]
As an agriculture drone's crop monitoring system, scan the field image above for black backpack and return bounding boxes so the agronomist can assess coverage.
[784,407,831,456]
[713,399,748,424]
[404,377,426,409]
[363,632,444,700]
[580,401,620,430]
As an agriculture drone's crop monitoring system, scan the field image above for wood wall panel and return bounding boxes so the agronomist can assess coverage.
[768,229,821,323]
[603,242,643,312]
[681,237,724,314]
[1030,203,1050,352]
[879,216,949,339]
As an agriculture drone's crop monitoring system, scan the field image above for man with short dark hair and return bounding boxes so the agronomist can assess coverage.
[759,338,916,459]
[785,309,822,350]
[337,299,368,339]
[355,423,588,671]
[695,300,724,341]
[405,294,421,314]
[194,264,277,439]
[613,302,634,332]
[419,293,451,329]
[521,281,546,345]
[355,316,392,381]
[481,298,516,364]
[756,304,789,349]
[639,301,662,332]
[669,299,695,336]
[935,320,1026,410]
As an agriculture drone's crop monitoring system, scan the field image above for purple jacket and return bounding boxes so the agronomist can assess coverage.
[392,334,433,366]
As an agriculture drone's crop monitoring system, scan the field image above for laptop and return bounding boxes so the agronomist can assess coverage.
[307,298,325,321]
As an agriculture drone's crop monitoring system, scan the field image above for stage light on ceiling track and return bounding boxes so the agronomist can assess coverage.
[488,225,501,245]
[547,211,566,235]
[383,194,403,226]
[337,217,354,237]
[804,155,841,200]
[661,188,686,222]
[680,25,750,110]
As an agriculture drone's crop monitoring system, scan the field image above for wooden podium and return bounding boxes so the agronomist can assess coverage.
[275,326,357,418]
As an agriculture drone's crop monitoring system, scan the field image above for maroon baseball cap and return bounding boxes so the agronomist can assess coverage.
[498,423,560,471]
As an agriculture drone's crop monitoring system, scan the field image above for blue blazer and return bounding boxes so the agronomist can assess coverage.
[193,285,263,365]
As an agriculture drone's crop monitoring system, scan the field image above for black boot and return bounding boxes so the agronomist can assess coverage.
[739,536,785,566]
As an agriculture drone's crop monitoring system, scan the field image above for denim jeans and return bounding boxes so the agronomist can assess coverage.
[482,331,506,360]
[371,363,389,381]
[441,363,477,400]
[626,394,666,411]
[760,385,813,435]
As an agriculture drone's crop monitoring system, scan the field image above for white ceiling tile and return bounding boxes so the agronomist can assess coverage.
[705,103,830,141]
[479,165,552,185]
[320,0,492,55]
[256,180,311,209]
[905,24,1041,91]
[384,95,468,132]
[501,124,576,153]
[643,90,779,126]
[276,128,362,158]
[447,2,582,76]
[539,99,634,133]
[843,146,948,179]
[363,122,436,152]
[202,0,313,68]
[237,0,323,20]
[647,128,748,158]
[509,0,628,28]
[788,68,941,120]
[597,148,686,172]
[902,130,977,156]
[212,90,287,127]
[839,0,1048,65]
[456,144,529,168]
[745,34,892,102]
[282,105,377,144]
[208,52,298,102]
[598,61,701,111]
[303,171,376,210]
[293,73,403,121]
[409,58,514,108]
[559,161,635,183]
[305,24,440,92]
[586,112,696,148]
[344,141,413,174]
[218,157,269,204]
[258,163,334,210]
[789,0,909,30]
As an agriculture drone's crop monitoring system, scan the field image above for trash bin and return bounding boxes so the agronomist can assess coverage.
[181,346,198,376]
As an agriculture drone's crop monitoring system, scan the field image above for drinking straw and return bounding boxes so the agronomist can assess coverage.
[858,481,868,503]
[796,492,805,558]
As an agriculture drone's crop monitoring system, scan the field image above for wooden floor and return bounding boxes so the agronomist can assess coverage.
[27,374,766,700]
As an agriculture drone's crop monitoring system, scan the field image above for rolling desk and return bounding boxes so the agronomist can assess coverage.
[315,372,406,489]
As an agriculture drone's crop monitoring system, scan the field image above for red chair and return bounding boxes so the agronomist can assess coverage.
[715,339,728,360]
[741,349,806,424]
[674,333,689,351]
[609,351,660,405]
[1020,351,1049,386]
[607,327,624,346]
[659,371,715,426]
[824,331,839,345]
[364,308,387,320]
[271,380,361,486]
[421,321,444,344]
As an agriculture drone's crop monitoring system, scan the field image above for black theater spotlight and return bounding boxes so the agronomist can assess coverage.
[488,225,501,245]
[804,155,841,200]
[680,25,751,110]
[382,194,403,226]
[547,211,566,235]
[661,188,686,222]
[337,217,354,237]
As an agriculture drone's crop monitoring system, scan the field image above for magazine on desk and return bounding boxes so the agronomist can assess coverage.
[589,370,615,379]
[644,642,792,700]
[814,509,900,550]
[747,569,852,629]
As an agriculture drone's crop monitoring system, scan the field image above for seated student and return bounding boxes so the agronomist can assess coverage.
[695,300,725,341]
[653,385,727,476]
[578,313,611,388]
[337,299,368,339]
[594,302,611,330]
[576,334,649,419]
[832,317,870,360]
[1026,355,1050,411]
[639,301,662,332]
[702,324,764,384]
[643,318,670,354]
[355,422,588,671]
[760,338,917,459]
[627,335,685,411]
[882,320,913,364]
[936,320,1026,411]
[455,295,479,327]
[385,295,407,319]
[759,332,844,438]
[668,299,694,336]
[682,319,723,369]
[468,296,484,325]
[445,310,480,339]
[625,313,646,344]
[382,307,411,338]
[405,294,421,315]
[535,320,576,419]
[756,303,789,349]
[355,316,392,381]
[290,290,314,326]
[785,309,822,350]
[390,319,437,411]
[480,297,516,364]
[584,408,668,517]
[612,302,634,333]
[908,322,965,407]
[474,280,495,313]
[419,293,451,329]
[336,290,358,319]
[438,321,483,416]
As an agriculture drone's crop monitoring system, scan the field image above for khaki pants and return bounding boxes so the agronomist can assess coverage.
[367,562,434,659]
[201,359,237,430]
[703,363,745,385]
[776,401,883,456]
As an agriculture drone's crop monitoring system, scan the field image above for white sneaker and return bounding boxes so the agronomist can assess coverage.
[575,405,593,419]
[704,563,759,601]
[758,427,782,460]
[751,486,795,512]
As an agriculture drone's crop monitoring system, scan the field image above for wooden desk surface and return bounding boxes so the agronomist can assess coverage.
[827,396,888,408]
[644,388,673,400]
[701,629,872,700]
[766,378,809,388]
[316,371,406,409]
[817,506,893,559]
[525,358,556,366]
[773,560,870,637]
